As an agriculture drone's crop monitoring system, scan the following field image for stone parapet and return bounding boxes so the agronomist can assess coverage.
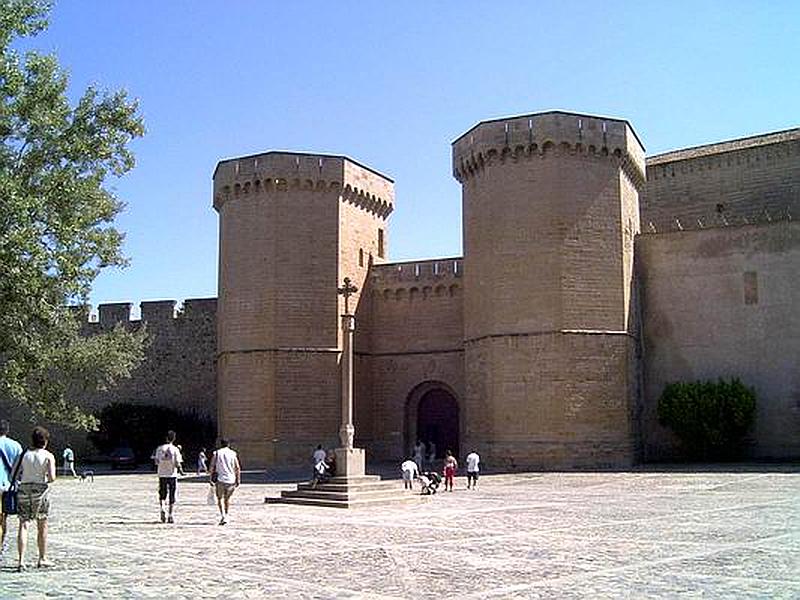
[81,298,217,327]
[452,111,646,189]
[141,300,177,322]
[369,257,462,286]
[98,302,133,325]
[213,151,394,218]
[182,297,218,315]
[642,129,800,233]
[647,127,800,166]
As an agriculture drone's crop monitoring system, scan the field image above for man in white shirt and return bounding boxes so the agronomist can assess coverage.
[400,457,419,490]
[154,430,183,524]
[465,449,480,490]
[209,439,241,525]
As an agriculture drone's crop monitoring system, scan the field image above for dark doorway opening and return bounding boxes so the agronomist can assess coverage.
[417,388,459,460]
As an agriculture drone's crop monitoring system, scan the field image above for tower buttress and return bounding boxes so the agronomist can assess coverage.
[213,152,393,466]
[453,111,645,469]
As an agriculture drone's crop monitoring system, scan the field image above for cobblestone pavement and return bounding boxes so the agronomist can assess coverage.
[1,467,798,598]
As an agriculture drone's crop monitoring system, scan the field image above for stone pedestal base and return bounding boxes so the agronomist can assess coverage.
[268,446,426,508]
[334,447,365,478]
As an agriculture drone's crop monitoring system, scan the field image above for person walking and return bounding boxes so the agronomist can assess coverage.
[154,430,183,524]
[465,449,480,490]
[310,457,329,489]
[312,444,326,466]
[0,419,23,559]
[208,439,241,525]
[62,445,77,478]
[443,450,458,492]
[426,440,437,470]
[311,444,327,483]
[412,440,424,473]
[401,457,419,490]
[197,448,208,475]
[15,426,56,571]
[175,445,186,476]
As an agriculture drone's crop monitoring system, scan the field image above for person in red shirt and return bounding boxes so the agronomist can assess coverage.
[443,450,458,492]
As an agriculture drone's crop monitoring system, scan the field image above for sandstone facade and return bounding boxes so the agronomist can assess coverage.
[213,153,393,464]
[69,111,799,468]
[9,298,218,459]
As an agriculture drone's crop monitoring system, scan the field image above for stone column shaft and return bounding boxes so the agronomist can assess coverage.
[339,314,355,449]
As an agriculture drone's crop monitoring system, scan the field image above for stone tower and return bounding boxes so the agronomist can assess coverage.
[213,152,393,466]
[452,111,646,468]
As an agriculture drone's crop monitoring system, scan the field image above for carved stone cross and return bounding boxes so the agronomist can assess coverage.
[337,277,359,315]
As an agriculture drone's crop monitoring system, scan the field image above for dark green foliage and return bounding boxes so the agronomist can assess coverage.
[657,378,757,460]
[0,0,146,428]
[90,402,216,464]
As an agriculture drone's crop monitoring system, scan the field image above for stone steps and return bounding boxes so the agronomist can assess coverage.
[285,487,413,502]
[270,493,425,509]
[295,480,401,494]
[266,475,428,509]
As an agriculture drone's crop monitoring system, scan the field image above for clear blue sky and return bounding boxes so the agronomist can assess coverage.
[27,1,800,312]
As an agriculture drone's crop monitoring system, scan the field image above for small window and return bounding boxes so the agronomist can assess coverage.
[377,228,385,258]
[358,249,364,267]
[743,272,758,305]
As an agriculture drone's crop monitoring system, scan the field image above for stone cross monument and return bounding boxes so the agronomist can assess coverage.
[270,275,416,506]
[335,277,365,477]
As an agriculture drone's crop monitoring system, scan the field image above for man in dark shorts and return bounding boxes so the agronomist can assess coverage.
[154,431,183,524]
[465,449,480,490]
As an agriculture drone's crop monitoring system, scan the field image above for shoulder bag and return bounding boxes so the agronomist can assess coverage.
[1,450,24,515]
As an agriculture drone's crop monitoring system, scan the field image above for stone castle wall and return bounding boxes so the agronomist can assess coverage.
[639,128,800,461]
[82,298,217,419]
[638,220,800,460]
[358,258,465,459]
[24,298,219,460]
[642,129,800,232]
[39,114,798,468]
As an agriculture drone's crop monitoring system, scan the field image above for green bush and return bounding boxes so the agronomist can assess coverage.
[657,378,756,460]
[89,403,216,464]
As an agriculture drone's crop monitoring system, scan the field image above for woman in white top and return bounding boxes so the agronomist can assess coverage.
[13,426,56,571]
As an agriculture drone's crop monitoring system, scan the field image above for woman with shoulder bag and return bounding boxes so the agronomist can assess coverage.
[15,426,56,571]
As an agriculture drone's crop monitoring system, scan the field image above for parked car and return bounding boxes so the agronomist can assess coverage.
[110,446,137,470]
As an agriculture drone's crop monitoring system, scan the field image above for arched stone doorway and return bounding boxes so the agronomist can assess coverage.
[405,381,459,460]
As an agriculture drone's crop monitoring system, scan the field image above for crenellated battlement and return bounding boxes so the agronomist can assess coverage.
[370,257,462,284]
[213,151,394,218]
[98,302,134,326]
[452,111,646,189]
[71,298,217,327]
[368,257,463,302]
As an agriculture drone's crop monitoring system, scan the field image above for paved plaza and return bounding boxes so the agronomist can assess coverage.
[0,466,798,598]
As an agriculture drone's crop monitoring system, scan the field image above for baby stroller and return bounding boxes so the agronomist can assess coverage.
[419,471,442,495]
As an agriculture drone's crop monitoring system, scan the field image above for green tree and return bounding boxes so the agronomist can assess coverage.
[0,0,146,429]
[657,378,757,460]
